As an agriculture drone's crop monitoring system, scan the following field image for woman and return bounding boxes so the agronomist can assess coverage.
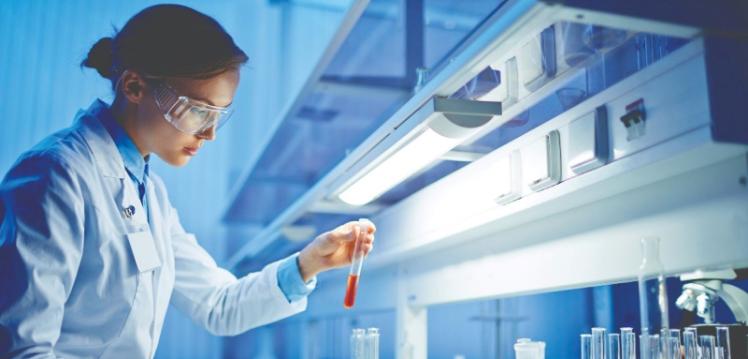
[0,4,375,358]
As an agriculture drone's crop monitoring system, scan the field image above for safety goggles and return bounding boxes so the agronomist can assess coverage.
[150,81,233,135]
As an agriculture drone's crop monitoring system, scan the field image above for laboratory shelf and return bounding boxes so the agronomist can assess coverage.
[222,0,747,358]
[225,0,746,271]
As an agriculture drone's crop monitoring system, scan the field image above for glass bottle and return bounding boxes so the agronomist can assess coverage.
[638,236,670,359]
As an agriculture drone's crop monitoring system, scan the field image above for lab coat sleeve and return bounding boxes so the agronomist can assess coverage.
[168,207,307,336]
[0,153,85,358]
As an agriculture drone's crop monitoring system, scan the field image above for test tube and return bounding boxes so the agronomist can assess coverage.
[582,334,593,359]
[669,329,681,344]
[343,219,370,309]
[607,333,621,359]
[641,334,660,359]
[683,330,698,359]
[700,335,717,359]
[366,328,380,359]
[351,328,366,359]
[591,328,606,359]
[639,334,648,359]
[620,328,636,359]
[659,329,668,359]
[716,326,731,359]
[667,335,680,359]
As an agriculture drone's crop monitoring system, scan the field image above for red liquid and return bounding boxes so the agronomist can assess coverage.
[343,274,359,309]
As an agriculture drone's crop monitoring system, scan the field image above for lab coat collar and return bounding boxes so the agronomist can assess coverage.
[97,103,149,184]
[75,99,128,179]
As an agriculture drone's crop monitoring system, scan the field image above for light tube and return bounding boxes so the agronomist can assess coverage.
[338,128,461,206]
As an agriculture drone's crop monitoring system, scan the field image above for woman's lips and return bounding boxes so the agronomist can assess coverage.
[183,146,199,156]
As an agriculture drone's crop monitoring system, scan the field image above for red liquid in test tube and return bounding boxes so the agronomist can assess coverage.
[343,274,359,309]
[343,218,369,309]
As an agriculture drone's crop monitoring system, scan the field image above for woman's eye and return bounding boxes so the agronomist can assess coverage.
[190,107,208,116]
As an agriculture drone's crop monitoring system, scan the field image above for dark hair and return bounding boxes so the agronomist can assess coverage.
[82,4,248,84]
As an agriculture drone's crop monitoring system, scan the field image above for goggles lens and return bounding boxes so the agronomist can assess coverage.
[152,82,233,135]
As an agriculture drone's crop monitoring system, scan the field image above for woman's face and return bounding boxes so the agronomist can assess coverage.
[134,69,239,166]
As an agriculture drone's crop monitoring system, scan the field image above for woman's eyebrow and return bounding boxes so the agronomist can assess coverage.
[190,95,232,108]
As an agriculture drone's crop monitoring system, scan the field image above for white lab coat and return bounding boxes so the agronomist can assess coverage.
[0,101,306,358]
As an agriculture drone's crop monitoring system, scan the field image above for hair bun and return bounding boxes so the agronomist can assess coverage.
[82,37,115,79]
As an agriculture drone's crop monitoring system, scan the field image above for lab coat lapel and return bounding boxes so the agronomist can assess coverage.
[144,175,174,341]
[75,101,150,232]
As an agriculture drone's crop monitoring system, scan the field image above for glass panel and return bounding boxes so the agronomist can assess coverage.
[423,0,504,70]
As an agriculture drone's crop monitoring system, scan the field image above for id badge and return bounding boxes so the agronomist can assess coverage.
[126,231,161,272]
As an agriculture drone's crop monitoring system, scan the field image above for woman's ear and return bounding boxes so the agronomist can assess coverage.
[118,70,148,104]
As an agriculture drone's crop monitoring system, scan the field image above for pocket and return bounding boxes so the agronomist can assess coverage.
[126,231,162,272]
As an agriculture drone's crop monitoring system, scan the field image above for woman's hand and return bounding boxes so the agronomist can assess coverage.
[297,220,376,282]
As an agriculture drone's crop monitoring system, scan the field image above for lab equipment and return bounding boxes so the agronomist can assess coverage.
[620,328,636,359]
[659,328,674,359]
[716,326,730,359]
[518,26,557,92]
[366,328,380,359]
[683,329,698,359]
[151,80,234,135]
[700,335,717,359]
[675,269,748,325]
[666,334,680,359]
[524,130,562,192]
[607,333,620,359]
[637,236,669,359]
[639,334,660,359]
[581,334,593,359]
[344,219,370,309]
[664,329,681,359]
[591,328,606,359]
[669,328,681,345]
[351,328,366,359]
[514,338,546,359]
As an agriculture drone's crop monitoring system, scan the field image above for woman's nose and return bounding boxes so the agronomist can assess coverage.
[197,125,216,141]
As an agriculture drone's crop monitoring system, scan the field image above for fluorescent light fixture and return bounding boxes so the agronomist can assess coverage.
[338,97,501,206]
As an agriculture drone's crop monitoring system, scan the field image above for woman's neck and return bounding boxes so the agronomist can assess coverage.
[110,97,150,158]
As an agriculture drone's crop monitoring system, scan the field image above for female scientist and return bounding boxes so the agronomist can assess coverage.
[0,4,375,358]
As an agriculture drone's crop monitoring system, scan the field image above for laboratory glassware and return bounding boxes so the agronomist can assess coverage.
[667,334,680,359]
[638,236,669,359]
[621,328,636,359]
[582,334,593,359]
[344,218,370,309]
[351,328,366,359]
[607,333,621,359]
[641,334,660,359]
[514,338,546,359]
[366,327,380,359]
[700,335,717,359]
[716,326,731,359]
[683,329,698,359]
[591,328,606,359]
